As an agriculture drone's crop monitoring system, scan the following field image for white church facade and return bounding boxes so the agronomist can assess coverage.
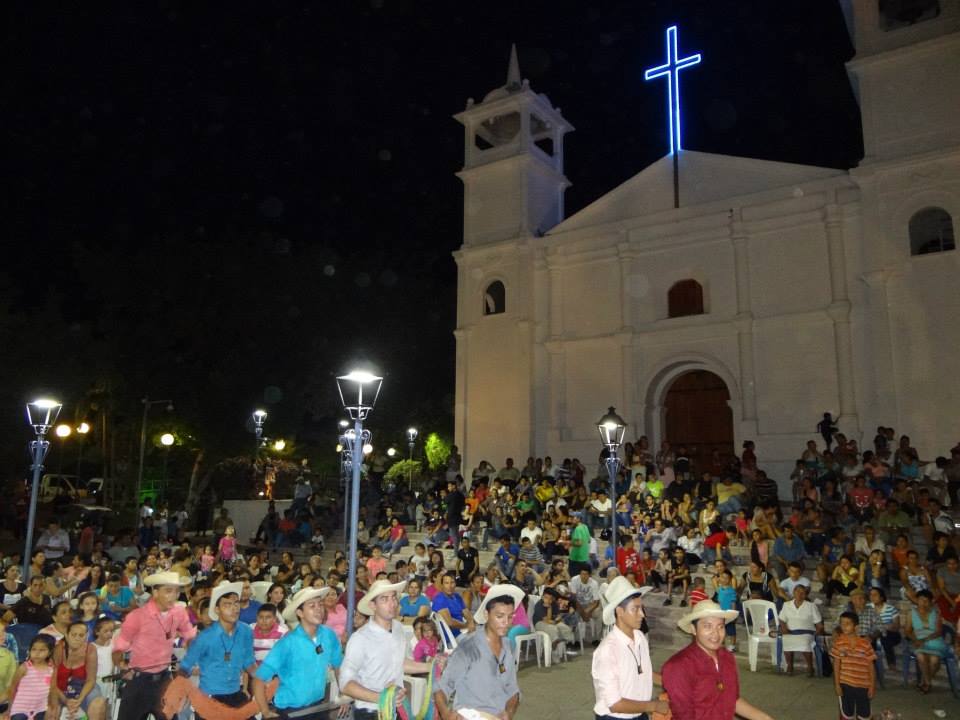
[452,0,960,487]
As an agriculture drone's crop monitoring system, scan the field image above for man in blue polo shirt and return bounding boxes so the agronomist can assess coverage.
[431,572,471,637]
[179,581,256,720]
[253,587,343,720]
[496,535,520,579]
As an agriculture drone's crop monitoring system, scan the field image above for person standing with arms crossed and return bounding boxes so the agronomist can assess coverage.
[112,572,196,720]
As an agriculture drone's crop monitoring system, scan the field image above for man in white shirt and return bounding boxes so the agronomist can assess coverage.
[36,521,71,560]
[340,580,434,719]
[853,526,887,561]
[778,584,823,676]
[519,519,543,547]
[776,562,812,602]
[569,567,602,624]
[589,490,613,532]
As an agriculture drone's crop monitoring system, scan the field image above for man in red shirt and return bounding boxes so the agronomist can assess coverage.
[615,535,641,578]
[662,601,772,720]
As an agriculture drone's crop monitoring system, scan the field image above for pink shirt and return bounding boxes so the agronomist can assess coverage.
[366,557,387,576]
[324,603,348,640]
[113,598,197,672]
[591,626,654,718]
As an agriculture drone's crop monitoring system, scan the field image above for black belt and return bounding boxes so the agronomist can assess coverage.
[131,669,170,682]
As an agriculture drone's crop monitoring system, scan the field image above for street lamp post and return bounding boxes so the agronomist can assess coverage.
[406,427,418,490]
[24,398,62,581]
[597,406,627,549]
[136,398,173,513]
[336,370,382,637]
[337,419,350,546]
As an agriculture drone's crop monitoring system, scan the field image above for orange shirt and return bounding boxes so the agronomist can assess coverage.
[830,634,875,689]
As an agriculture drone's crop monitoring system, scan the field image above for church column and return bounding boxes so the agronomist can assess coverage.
[860,270,900,427]
[453,327,469,465]
[547,251,564,339]
[730,217,758,428]
[546,341,567,443]
[617,240,634,333]
[824,204,860,435]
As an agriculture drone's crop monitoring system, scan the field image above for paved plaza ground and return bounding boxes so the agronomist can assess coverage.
[512,644,960,719]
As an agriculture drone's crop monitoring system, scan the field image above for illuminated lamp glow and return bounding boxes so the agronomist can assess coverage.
[643,25,701,154]
[55,424,72,438]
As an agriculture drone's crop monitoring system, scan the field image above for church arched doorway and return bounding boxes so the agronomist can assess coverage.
[663,370,734,477]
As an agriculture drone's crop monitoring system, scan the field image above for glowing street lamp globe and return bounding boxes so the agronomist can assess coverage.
[596,407,627,450]
[77,422,91,434]
[26,398,62,435]
[406,427,418,443]
[55,424,72,438]
[273,439,286,451]
[386,447,397,457]
[160,433,175,447]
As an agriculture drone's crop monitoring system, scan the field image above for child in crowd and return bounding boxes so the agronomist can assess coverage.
[76,592,101,641]
[92,618,115,704]
[412,617,440,662]
[649,549,671,592]
[8,634,55,720]
[830,611,876,720]
[253,603,287,665]
[639,548,656,585]
[217,526,238,567]
[409,543,429,581]
[663,548,691,607]
[734,510,750,546]
[688,577,708,606]
[200,545,216,574]
[366,546,388,577]
[714,570,739,652]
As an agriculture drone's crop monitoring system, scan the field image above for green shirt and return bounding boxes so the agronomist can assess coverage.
[570,523,591,562]
[0,646,15,698]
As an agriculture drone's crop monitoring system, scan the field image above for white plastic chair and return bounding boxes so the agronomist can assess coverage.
[513,631,549,667]
[432,612,459,652]
[742,599,779,672]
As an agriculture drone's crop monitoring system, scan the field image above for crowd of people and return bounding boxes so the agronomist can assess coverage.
[0,424,958,719]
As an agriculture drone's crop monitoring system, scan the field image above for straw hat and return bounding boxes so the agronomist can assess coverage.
[473,583,524,625]
[143,571,192,588]
[677,600,739,635]
[602,576,653,626]
[208,582,243,622]
[357,579,407,616]
[282,586,334,625]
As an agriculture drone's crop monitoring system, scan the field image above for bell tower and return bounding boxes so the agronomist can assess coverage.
[840,0,960,164]
[453,46,574,246]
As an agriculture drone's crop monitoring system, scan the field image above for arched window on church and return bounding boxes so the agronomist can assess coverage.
[668,279,704,318]
[909,207,955,256]
[483,280,506,315]
[879,0,940,31]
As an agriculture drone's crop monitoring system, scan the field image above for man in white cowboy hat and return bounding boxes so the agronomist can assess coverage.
[112,571,196,720]
[661,601,774,720]
[591,576,667,720]
[340,579,434,720]
[434,584,523,720]
[253,586,344,720]
[179,581,257,720]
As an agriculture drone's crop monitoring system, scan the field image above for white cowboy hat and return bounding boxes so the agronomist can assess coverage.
[143,571,192,588]
[602,576,653,626]
[282,586,334,625]
[473,583,525,625]
[208,581,243,622]
[677,600,739,635]
[357,579,407,616]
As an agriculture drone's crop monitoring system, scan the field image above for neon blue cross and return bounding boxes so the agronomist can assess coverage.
[644,25,702,154]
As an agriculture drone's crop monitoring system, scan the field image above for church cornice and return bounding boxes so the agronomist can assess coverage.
[850,144,960,177]
[847,29,960,72]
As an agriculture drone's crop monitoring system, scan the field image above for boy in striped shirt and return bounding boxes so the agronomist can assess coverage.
[830,611,876,720]
[252,603,287,665]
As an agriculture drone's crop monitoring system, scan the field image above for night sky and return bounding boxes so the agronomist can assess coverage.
[1,1,862,478]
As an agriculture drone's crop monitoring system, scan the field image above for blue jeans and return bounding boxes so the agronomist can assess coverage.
[382,537,409,554]
[716,496,742,516]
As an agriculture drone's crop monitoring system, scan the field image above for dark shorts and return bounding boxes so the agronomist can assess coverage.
[838,684,870,719]
[596,714,648,720]
[117,669,171,720]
